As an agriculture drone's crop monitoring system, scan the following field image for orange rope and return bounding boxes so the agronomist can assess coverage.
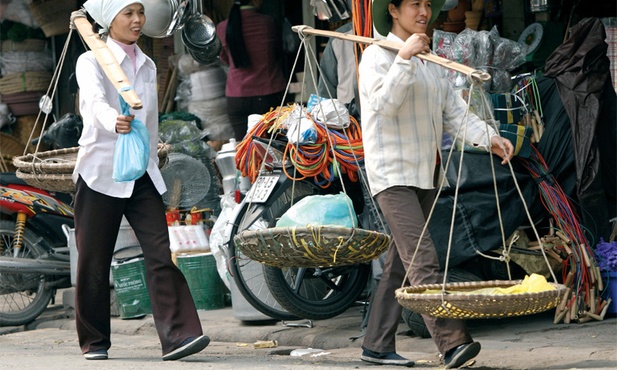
[234,105,364,187]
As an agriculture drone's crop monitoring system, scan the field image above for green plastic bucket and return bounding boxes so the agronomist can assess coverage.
[176,253,225,310]
[111,257,152,319]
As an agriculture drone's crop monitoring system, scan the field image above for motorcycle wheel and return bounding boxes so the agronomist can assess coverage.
[264,262,371,320]
[0,220,55,326]
[228,180,319,321]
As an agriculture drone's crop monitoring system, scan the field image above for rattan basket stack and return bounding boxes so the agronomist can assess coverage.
[13,147,79,193]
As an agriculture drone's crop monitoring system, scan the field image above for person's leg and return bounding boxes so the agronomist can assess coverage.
[395,186,473,354]
[365,186,473,354]
[123,174,203,355]
[74,176,125,354]
[226,96,251,141]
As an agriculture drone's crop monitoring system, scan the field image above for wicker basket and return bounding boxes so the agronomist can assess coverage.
[1,39,48,52]
[395,280,567,319]
[0,72,52,95]
[28,0,79,38]
[233,225,391,268]
[15,170,75,193]
[13,147,78,174]
[13,144,171,193]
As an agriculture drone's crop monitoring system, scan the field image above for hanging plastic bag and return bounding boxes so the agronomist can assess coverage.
[113,94,150,182]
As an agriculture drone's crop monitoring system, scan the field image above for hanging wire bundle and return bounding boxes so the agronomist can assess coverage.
[234,104,364,188]
[519,146,611,323]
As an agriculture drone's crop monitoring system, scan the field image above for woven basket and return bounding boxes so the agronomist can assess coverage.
[0,72,52,95]
[28,0,78,38]
[13,144,170,174]
[13,147,78,174]
[233,225,391,268]
[1,39,48,52]
[15,170,75,193]
[0,132,35,158]
[395,280,567,319]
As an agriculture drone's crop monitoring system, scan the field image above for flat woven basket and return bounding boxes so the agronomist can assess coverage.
[15,171,75,193]
[13,145,170,193]
[233,225,391,268]
[395,280,567,319]
[13,147,78,174]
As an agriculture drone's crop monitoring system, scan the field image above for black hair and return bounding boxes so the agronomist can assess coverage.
[386,0,403,28]
[226,0,251,68]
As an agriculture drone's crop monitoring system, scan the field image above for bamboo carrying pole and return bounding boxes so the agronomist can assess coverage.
[292,25,491,83]
[70,10,143,110]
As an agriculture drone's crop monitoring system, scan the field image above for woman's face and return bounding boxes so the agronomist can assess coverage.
[389,0,432,39]
[109,3,145,44]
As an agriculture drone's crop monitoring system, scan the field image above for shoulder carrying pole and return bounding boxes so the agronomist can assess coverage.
[292,25,491,83]
[71,9,143,109]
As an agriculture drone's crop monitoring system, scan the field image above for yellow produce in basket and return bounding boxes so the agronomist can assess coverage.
[423,274,556,295]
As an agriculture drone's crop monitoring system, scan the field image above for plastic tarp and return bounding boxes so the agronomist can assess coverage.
[429,77,578,268]
[543,17,617,240]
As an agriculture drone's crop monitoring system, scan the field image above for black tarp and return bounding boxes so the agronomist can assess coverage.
[429,77,579,269]
[544,17,617,240]
[428,18,617,270]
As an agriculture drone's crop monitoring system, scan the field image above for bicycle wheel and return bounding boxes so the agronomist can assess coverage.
[228,180,319,321]
[0,220,55,326]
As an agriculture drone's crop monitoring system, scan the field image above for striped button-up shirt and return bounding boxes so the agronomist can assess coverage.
[359,32,497,196]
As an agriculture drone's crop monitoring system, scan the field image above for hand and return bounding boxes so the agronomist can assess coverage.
[398,33,431,60]
[490,136,514,165]
[115,114,133,134]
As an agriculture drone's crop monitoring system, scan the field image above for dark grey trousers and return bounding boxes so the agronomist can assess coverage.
[361,185,472,355]
[74,174,203,355]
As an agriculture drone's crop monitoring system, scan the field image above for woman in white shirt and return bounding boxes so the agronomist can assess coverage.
[72,0,209,361]
[359,0,513,368]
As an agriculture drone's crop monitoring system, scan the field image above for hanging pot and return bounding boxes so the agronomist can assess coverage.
[188,37,222,65]
[141,0,191,38]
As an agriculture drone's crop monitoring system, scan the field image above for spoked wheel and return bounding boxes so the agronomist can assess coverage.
[264,262,371,320]
[228,180,319,321]
[0,220,54,326]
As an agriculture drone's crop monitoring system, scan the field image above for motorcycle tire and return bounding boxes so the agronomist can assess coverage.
[264,261,371,320]
[228,180,319,321]
[0,220,55,326]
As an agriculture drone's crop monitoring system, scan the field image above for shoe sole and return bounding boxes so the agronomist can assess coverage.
[84,353,108,360]
[162,335,210,361]
[361,355,415,367]
[445,342,481,369]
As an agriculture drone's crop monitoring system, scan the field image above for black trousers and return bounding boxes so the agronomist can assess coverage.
[74,174,203,355]
[226,91,285,141]
[362,186,472,355]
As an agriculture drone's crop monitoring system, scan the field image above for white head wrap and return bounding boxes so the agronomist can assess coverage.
[83,0,144,34]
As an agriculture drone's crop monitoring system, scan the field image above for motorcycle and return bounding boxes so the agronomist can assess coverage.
[0,172,74,326]
[223,135,373,321]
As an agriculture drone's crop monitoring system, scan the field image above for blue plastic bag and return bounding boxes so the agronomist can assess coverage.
[112,94,150,182]
[275,193,358,228]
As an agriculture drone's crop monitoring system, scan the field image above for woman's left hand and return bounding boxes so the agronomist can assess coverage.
[490,136,514,165]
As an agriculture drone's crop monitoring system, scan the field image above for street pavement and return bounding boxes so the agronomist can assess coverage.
[0,288,615,369]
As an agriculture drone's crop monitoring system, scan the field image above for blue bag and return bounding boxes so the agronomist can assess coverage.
[275,193,358,228]
[112,94,150,182]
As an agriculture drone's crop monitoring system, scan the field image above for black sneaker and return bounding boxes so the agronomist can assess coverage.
[162,335,210,361]
[361,348,415,367]
[444,341,481,369]
[84,349,108,360]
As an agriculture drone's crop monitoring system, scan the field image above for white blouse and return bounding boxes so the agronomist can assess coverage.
[72,37,166,198]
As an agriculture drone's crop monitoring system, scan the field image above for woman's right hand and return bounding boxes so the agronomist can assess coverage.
[115,114,133,134]
[398,33,431,60]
